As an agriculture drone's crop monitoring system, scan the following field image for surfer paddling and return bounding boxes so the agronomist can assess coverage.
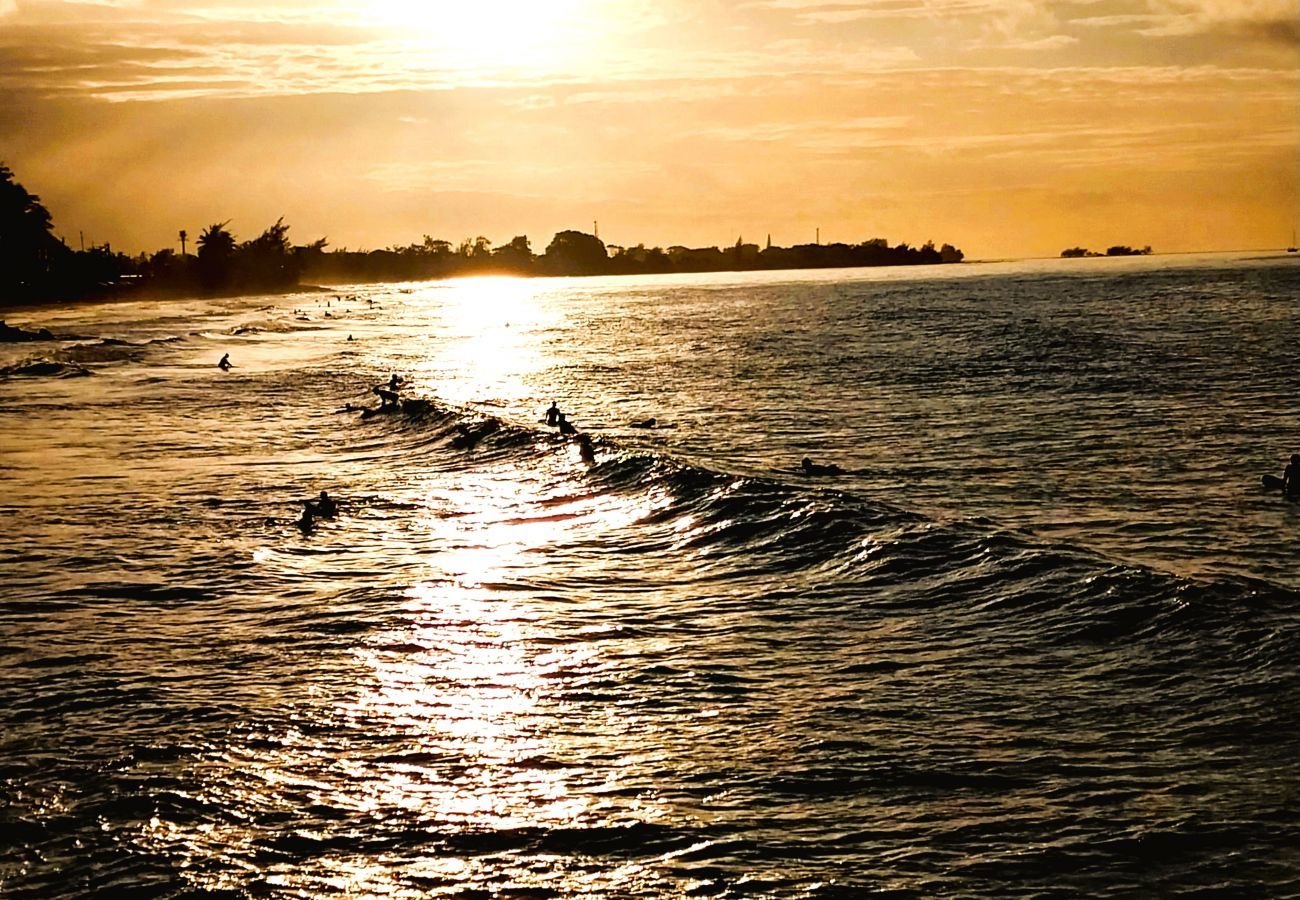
[799,457,843,476]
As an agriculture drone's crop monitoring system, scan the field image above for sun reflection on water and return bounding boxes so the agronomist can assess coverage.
[346,580,588,830]
[142,396,687,894]
[407,276,557,408]
[334,452,680,838]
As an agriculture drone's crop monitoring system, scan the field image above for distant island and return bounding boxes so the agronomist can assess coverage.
[1061,245,1152,258]
[1,162,964,308]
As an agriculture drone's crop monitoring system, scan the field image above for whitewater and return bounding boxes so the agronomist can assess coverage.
[2,252,1298,897]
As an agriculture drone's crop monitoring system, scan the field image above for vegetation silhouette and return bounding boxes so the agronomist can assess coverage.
[2,162,81,302]
[306,232,964,284]
[1061,245,1152,258]
[0,162,964,308]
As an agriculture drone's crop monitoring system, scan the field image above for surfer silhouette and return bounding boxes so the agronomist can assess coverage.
[1284,454,1300,499]
[314,490,338,518]
[373,376,403,409]
[557,413,577,435]
[546,402,561,426]
[218,353,232,370]
[800,457,843,476]
[577,433,596,464]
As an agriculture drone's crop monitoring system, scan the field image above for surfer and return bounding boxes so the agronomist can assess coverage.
[630,417,657,428]
[296,502,316,532]
[577,434,596,464]
[314,491,338,518]
[218,353,232,370]
[546,401,561,426]
[371,374,400,405]
[800,457,843,476]
[1284,454,1300,499]
[557,413,577,436]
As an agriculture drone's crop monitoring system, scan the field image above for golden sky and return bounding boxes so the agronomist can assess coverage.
[1,0,1296,259]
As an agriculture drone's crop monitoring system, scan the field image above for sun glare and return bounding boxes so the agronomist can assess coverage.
[408,276,556,408]
[363,0,592,72]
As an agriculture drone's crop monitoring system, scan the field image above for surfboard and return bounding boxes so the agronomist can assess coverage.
[1262,474,1284,490]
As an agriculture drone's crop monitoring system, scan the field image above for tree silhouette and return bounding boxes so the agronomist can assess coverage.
[492,235,533,272]
[542,230,608,275]
[196,221,236,288]
[0,162,69,297]
[237,218,297,286]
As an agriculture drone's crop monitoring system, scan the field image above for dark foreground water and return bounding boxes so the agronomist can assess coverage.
[2,253,1299,897]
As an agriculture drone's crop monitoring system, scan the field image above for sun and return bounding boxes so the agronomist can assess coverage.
[363,0,592,72]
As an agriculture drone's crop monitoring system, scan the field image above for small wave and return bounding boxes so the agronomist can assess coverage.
[227,318,320,335]
[0,320,72,342]
[350,393,1299,649]
[95,336,183,346]
[56,340,148,364]
[0,358,92,378]
[1,336,184,369]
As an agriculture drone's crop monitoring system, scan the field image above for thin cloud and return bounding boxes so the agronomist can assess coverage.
[994,33,1080,49]
[1144,0,1300,44]
[1070,14,1165,28]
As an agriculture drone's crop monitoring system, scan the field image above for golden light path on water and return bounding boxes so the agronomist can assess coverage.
[324,485,677,893]
[140,278,688,892]
[407,276,560,409]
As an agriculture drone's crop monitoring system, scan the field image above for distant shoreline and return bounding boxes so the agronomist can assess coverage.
[7,247,1295,318]
[6,258,947,314]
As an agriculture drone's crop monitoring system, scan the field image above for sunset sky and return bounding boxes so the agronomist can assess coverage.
[1,0,1296,260]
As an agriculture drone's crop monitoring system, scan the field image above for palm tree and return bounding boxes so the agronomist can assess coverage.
[196,221,235,288]
[197,221,235,258]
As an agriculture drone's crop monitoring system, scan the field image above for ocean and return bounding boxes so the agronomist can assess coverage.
[2,252,1298,897]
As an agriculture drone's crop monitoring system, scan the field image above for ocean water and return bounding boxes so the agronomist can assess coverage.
[2,252,1298,898]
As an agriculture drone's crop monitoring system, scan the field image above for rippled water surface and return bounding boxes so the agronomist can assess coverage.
[2,253,1299,897]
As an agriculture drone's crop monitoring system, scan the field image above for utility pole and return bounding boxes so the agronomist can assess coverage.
[79,231,84,252]
[179,229,187,256]
[594,220,599,239]
[816,227,820,245]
